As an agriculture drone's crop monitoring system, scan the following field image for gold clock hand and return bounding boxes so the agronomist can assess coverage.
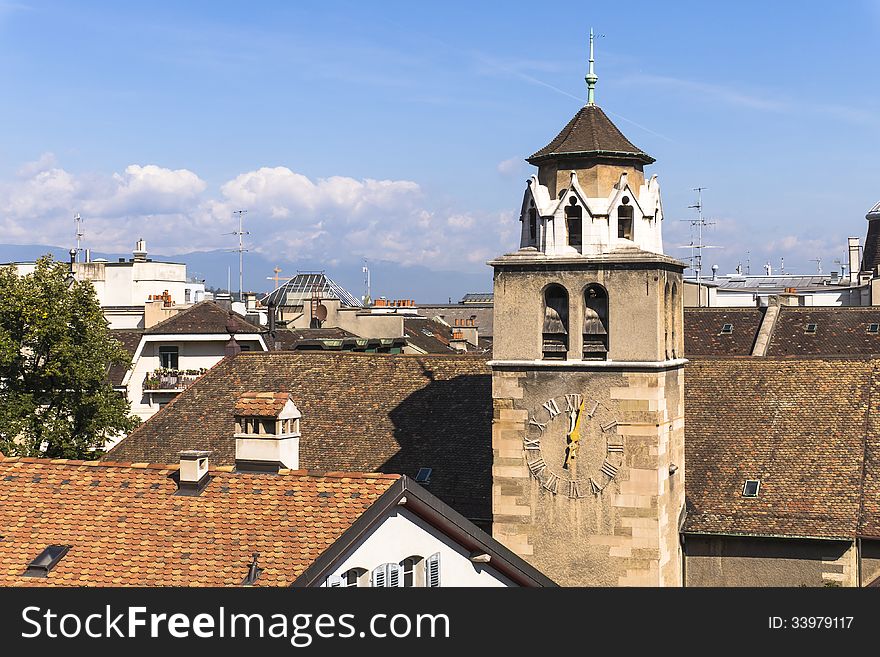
[563,399,586,470]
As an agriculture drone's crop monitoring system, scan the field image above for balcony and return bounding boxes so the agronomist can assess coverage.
[143,368,207,392]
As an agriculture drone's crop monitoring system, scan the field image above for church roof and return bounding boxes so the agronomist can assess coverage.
[862,201,880,274]
[527,104,654,165]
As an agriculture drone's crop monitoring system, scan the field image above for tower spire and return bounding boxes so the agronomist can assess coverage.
[585,28,598,106]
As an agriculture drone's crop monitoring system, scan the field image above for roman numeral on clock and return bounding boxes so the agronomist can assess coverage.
[607,442,624,453]
[528,417,547,433]
[542,398,561,418]
[565,394,582,413]
[524,437,541,451]
[527,457,546,476]
[589,478,603,495]
[568,480,582,499]
[542,473,559,494]
[601,420,618,433]
[601,460,619,478]
[587,400,600,417]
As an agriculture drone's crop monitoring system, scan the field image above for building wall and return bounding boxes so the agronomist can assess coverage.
[537,159,645,199]
[491,365,685,586]
[683,535,856,587]
[325,508,515,587]
[859,539,880,586]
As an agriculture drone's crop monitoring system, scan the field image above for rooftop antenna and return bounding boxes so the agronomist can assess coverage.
[810,258,822,274]
[74,213,84,263]
[780,257,785,275]
[746,250,751,276]
[362,258,371,306]
[676,187,719,308]
[225,210,249,302]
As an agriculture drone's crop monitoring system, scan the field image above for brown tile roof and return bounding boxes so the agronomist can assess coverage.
[684,357,874,539]
[403,317,454,353]
[234,392,291,417]
[267,327,357,351]
[0,456,396,586]
[417,304,494,337]
[528,105,654,165]
[145,301,257,335]
[766,306,880,357]
[106,352,493,523]
[684,308,764,357]
[108,329,142,386]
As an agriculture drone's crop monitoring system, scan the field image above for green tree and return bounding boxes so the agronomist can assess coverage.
[0,255,139,458]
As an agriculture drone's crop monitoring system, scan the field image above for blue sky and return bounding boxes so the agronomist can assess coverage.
[1,0,879,290]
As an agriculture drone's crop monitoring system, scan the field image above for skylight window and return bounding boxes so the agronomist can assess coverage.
[868,324,880,334]
[24,545,70,577]
[804,323,817,334]
[415,467,432,484]
[720,323,733,334]
[742,480,760,498]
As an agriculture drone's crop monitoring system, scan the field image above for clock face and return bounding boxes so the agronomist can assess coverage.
[525,394,623,498]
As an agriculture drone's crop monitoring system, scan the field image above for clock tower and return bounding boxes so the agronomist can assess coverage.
[489,32,686,586]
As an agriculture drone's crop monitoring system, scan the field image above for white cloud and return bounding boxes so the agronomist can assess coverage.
[0,159,517,272]
[497,157,523,176]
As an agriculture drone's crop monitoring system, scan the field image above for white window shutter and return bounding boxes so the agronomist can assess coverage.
[387,562,401,587]
[426,553,440,588]
[371,565,387,588]
[325,574,343,588]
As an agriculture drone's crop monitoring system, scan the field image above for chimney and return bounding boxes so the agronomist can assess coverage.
[225,313,241,357]
[85,248,91,263]
[849,237,861,285]
[133,238,148,263]
[176,450,211,495]
[234,392,301,472]
[267,299,277,335]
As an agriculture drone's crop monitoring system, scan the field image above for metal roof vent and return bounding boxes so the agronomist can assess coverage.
[241,552,263,586]
[415,467,432,484]
[742,480,760,498]
[24,545,70,577]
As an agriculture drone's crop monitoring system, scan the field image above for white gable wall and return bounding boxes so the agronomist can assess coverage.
[324,507,516,587]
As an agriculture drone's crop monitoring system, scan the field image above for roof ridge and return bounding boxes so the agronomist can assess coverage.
[0,455,401,480]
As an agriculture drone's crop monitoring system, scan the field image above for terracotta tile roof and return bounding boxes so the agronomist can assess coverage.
[684,308,764,356]
[234,392,292,417]
[106,352,493,523]
[145,301,257,335]
[108,329,142,386]
[766,307,880,356]
[0,456,397,586]
[528,105,654,164]
[684,357,874,539]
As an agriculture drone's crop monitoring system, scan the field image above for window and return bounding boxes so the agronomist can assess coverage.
[868,324,879,334]
[371,563,401,587]
[401,556,424,587]
[617,204,634,240]
[742,480,760,497]
[565,198,582,251]
[415,467,432,484]
[326,568,366,587]
[542,285,569,360]
[528,203,537,243]
[426,552,440,588]
[804,323,817,334]
[720,323,734,334]
[158,345,179,369]
[24,545,70,577]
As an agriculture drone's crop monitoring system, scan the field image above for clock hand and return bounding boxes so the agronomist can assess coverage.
[563,400,585,470]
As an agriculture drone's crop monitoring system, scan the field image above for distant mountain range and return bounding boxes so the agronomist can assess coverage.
[0,244,493,305]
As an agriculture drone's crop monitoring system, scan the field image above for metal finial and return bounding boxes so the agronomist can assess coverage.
[585,28,599,106]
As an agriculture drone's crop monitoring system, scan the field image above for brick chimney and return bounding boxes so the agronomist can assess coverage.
[234,392,301,472]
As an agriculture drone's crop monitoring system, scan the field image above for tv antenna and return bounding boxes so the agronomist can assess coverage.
[362,258,371,306]
[810,258,822,274]
[74,213,84,262]
[225,210,249,302]
[675,187,721,307]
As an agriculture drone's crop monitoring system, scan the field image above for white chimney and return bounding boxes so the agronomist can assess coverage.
[133,238,148,262]
[177,450,211,495]
[234,392,301,472]
[849,237,861,285]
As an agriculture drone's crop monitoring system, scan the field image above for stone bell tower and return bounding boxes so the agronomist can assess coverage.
[489,31,686,586]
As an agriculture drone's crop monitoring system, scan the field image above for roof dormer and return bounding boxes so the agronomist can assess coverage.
[234,392,302,472]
